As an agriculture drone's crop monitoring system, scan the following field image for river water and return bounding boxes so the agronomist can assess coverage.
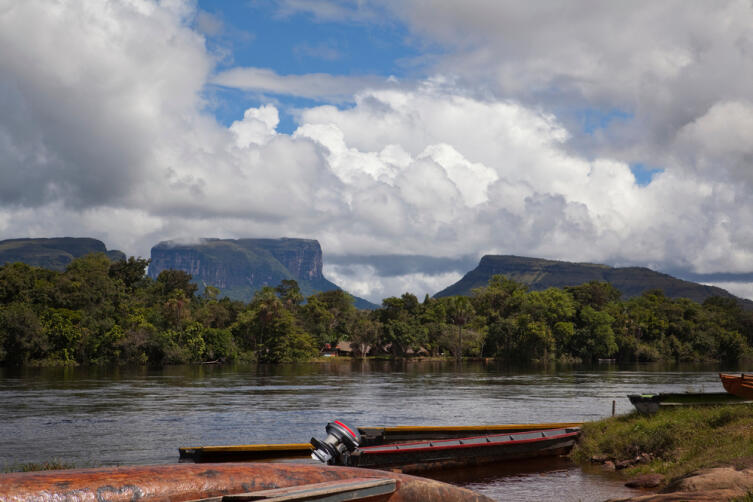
[0,360,733,501]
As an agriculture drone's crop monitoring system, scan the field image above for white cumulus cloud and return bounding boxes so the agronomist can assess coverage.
[2,0,753,302]
[211,67,384,101]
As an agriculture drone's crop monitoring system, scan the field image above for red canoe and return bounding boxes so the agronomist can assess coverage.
[720,373,753,399]
[0,462,493,502]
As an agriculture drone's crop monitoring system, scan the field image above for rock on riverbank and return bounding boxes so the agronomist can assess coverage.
[613,466,753,501]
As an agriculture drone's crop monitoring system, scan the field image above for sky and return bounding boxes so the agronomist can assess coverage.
[2,0,753,304]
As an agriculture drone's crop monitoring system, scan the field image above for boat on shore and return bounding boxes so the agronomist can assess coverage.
[338,426,581,474]
[628,392,752,414]
[720,373,753,399]
[178,422,583,463]
[0,462,493,502]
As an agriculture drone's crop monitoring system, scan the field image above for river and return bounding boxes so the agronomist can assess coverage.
[0,360,733,501]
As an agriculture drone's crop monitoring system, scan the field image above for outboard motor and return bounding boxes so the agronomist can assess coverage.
[310,420,361,464]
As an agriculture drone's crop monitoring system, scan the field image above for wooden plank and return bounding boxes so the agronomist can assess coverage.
[220,478,396,501]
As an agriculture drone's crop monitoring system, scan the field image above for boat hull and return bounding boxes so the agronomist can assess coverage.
[178,422,583,463]
[358,422,582,446]
[628,392,752,414]
[720,373,753,399]
[0,462,493,502]
[341,427,581,473]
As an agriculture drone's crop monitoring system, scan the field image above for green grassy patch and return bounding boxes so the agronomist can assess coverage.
[571,404,753,480]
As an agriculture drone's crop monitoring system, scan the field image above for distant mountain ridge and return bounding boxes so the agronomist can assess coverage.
[0,237,125,271]
[435,254,753,307]
[148,238,377,309]
[6,237,748,310]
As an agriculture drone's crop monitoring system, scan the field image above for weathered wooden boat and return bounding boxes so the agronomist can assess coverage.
[179,422,582,463]
[337,427,581,474]
[357,422,583,445]
[0,462,494,502]
[720,372,753,399]
[628,392,753,414]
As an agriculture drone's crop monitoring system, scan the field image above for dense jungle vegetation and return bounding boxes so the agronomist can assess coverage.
[0,253,751,366]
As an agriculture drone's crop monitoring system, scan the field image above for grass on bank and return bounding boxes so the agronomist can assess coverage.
[2,459,76,473]
[571,404,753,481]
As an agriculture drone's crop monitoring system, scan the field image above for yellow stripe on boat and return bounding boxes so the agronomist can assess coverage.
[373,422,583,433]
[179,443,311,455]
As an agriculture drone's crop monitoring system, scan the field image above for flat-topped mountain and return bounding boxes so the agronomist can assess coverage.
[0,237,126,271]
[435,255,751,307]
[148,238,376,309]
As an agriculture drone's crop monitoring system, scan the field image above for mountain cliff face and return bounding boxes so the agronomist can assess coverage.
[236,238,323,282]
[148,238,376,309]
[0,237,126,270]
[435,255,752,307]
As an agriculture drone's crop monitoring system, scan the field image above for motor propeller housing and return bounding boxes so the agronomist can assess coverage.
[310,420,361,464]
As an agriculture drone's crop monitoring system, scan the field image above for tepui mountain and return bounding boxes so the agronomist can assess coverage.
[0,237,125,271]
[1,238,750,310]
[435,254,752,308]
[148,238,377,309]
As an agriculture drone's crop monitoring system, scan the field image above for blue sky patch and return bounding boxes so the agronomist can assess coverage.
[576,107,633,134]
[196,1,430,132]
[630,163,664,186]
[205,85,327,134]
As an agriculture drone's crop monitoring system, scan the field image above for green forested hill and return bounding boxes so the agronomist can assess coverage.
[435,255,752,308]
[0,238,125,271]
[1,252,752,367]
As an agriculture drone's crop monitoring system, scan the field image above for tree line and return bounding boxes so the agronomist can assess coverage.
[0,254,751,366]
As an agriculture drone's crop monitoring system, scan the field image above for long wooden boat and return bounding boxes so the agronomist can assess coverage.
[358,422,583,445]
[0,462,494,502]
[339,427,581,474]
[179,422,583,463]
[720,373,753,399]
[628,392,753,414]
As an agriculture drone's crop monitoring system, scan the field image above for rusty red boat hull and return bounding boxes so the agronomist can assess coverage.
[720,373,753,399]
[0,462,493,502]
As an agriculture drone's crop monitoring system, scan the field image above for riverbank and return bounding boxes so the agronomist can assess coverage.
[571,404,753,500]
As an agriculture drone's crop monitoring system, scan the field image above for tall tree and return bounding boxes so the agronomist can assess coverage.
[302,289,356,346]
[445,296,474,362]
[109,257,150,293]
[153,269,198,300]
[350,312,380,358]
[471,274,527,323]
[565,281,621,309]
[275,279,304,310]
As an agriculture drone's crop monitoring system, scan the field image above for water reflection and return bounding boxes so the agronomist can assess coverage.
[0,360,730,500]
[456,460,643,501]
